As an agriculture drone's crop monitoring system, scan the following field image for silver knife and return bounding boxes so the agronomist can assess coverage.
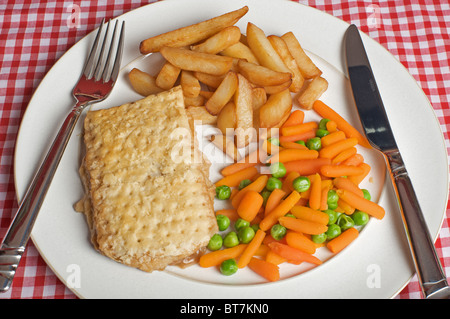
[344,24,450,299]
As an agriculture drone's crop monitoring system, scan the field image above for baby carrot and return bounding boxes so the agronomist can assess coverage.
[248,257,280,282]
[283,158,331,175]
[331,147,357,164]
[199,244,247,268]
[281,109,305,128]
[264,188,287,216]
[220,153,258,177]
[278,130,316,143]
[237,190,264,222]
[337,189,385,219]
[319,137,358,159]
[268,242,322,265]
[279,141,309,150]
[308,173,322,210]
[282,171,300,193]
[285,231,316,254]
[342,153,364,166]
[265,250,287,265]
[347,162,371,185]
[232,175,268,208]
[215,209,240,221]
[281,121,318,137]
[333,176,364,197]
[215,166,258,187]
[290,206,329,225]
[320,164,364,178]
[326,120,337,132]
[238,229,266,268]
[259,191,301,231]
[267,149,318,163]
[312,100,371,148]
[320,130,346,147]
[337,198,355,215]
[279,216,328,235]
[326,227,359,254]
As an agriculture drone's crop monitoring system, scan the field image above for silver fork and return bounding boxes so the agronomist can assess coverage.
[0,19,125,293]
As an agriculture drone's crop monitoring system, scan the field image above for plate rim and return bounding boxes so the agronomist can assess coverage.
[12,0,449,299]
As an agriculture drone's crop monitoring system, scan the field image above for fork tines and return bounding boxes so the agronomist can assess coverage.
[83,18,125,83]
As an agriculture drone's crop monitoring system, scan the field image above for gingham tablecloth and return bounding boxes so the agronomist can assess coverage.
[0,0,449,299]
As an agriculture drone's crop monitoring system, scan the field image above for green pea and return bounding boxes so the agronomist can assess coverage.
[207,234,223,251]
[238,226,255,244]
[270,162,287,178]
[325,224,341,240]
[261,190,272,206]
[235,218,250,231]
[337,214,355,231]
[327,189,339,210]
[223,231,239,248]
[306,137,321,151]
[295,140,306,146]
[238,179,252,190]
[220,258,238,276]
[270,224,287,240]
[316,129,329,138]
[319,118,330,130]
[292,176,311,192]
[311,233,327,244]
[216,185,231,200]
[266,177,282,191]
[362,189,371,201]
[323,209,338,225]
[352,210,370,226]
[216,214,230,231]
[250,224,260,233]
[268,137,280,146]
[284,213,296,218]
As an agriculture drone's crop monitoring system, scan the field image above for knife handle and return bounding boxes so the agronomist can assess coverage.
[385,149,450,299]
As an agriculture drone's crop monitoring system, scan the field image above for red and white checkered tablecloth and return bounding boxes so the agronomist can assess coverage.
[0,0,448,299]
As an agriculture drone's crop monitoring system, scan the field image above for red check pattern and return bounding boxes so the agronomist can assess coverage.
[0,0,448,299]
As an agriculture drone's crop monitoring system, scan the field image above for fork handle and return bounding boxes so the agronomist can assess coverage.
[0,107,82,293]
[386,150,450,299]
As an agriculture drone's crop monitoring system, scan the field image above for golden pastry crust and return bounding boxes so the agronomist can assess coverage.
[76,86,217,272]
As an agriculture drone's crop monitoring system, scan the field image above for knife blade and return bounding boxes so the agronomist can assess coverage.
[344,24,450,299]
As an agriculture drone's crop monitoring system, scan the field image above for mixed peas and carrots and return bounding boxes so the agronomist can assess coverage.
[200,100,385,282]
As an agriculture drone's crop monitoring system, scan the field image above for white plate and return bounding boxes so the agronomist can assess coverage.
[14,0,448,299]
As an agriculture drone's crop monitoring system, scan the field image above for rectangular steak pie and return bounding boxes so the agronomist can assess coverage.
[75,86,218,272]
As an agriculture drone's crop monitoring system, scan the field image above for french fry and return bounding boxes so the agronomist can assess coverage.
[267,35,305,93]
[237,60,291,87]
[216,101,236,135]
[128,68,164,96]
[252,87,267,110]
[220,41,259,65]
[211,134,241,161]
[180,70,201,98]
[281,32,322,79]
[187,106,218,125]
[140,6,249,54]
[263,79,292,95]
[246,22,291,74]
[155,61,181,90]
[297,76,328,110]
[194,72,226,88]
[190,26,241,54]
[184,94,205,107]
[160,47,233,75]
[234,73,254,148]
[205,71,238,115]
[259,89,292,128]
